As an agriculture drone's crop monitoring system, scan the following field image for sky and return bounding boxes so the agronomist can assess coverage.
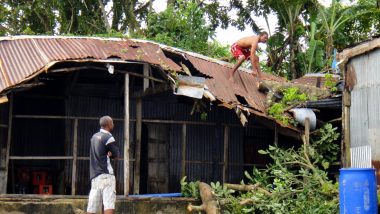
[151,0,355,45]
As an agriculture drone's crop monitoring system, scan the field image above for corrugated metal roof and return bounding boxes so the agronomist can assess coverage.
[291,73,340,88]
[174,53,283,113]
[0,36,181,92]
[338,37,380,68]
[304,97,342,109]
[0,36,328,132]
[292,76,327,88]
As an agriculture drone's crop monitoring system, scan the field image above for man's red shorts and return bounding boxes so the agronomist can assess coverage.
[231,43,250,60]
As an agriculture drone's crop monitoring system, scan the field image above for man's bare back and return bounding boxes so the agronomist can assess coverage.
[235,35,260,49]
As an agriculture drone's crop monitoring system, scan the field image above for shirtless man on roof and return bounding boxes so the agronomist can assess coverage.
[228,32,269,80]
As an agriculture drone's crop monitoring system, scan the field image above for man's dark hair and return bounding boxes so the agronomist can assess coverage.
[259,31,269,37]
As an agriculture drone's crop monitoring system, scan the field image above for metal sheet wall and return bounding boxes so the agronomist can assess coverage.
[0,103,8,149]
[68,95,135,195]
[185,125,219,182]
[142,94,240,124]
[349,48,380,167]
[168,124,182,192]
[227,127,244,183]
[167,123,274,186]
[8,87,277,194]
[0,103,9,193]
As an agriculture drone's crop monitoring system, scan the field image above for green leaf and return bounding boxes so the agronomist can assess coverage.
[258,149,269,155]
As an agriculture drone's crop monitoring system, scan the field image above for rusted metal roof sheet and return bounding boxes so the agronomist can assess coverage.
[0,36,323,133]
[182,54,283,112]
[0,36,181,92]
[292,76,325,87]
[291,74,340,89]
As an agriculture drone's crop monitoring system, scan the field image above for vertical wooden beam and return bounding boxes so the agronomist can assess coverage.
[223,125,229,183]
[181,124,187,178]
[343,106,351,167]
[148,66,155,88]
[3,94,13,194]
[132,64,148,195]
[342,89,351,168]
[124,73,130,196]
[133,98,142,194]
[273,123,278,146]
[304,118,310,145]
[71,119,78,195]
[143,64,150,92]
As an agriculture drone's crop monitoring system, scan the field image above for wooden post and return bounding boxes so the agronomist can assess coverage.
[343,106,351,167]
[223,125,229,183]
[274,123,278,146]
[181,124,187,178]
[342,89,351,168]
[143,64,150,91]
[133,98,142,194]
[133,64,148,194]
[71,119,78,195]
[304,118,310,145]
[3,94,13,194]
[124,73,130,196]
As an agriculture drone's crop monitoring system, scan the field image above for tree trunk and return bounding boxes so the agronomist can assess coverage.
[98,0,111,33]
[289,34,297,80]
[111,0,123,31]
[187,182,220,214]
[325,35,334,70]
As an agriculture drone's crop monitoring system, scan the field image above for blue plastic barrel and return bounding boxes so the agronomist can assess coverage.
[339,168,378,214]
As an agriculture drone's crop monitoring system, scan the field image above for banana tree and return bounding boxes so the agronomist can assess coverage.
[318,0,369,66]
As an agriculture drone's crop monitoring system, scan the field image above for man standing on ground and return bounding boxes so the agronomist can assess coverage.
[228,32,269,80]
[87,116,120,214]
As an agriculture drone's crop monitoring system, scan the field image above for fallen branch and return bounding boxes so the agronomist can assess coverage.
[187,182,220,214]
[240,198,258,205]
[224,183,271,196]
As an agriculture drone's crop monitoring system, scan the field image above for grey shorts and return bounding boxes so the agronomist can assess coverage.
[87,174,116,213]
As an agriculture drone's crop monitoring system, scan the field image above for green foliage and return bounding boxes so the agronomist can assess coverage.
[181,123,340,213]
[305,22,325,73]
[329,0,380,50]
[180,177,236,201]
[267,87,308,125]
[210,181,235,198]
[282,87,308,104]
[200,112,207,121]
[232,124,339,213]
[180,176,200,199]
[324,73,338,93]
[143,0,229,58]
[312,123,340,164]
[0,0,153,35]
[181,124,339,214]
[268,103,289,125]
[203,41,231,59]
